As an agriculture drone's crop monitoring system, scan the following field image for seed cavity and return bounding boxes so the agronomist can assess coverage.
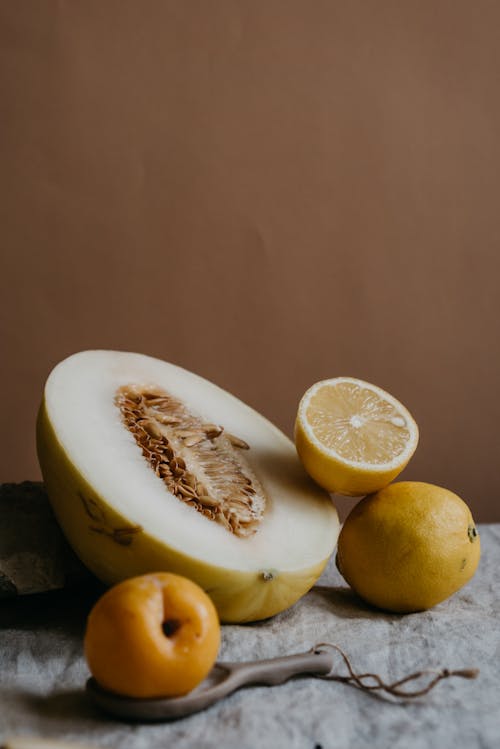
[115,385,266,537]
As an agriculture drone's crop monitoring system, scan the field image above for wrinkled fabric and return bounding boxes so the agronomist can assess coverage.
[0,483,91,597]
[1,525,499,749]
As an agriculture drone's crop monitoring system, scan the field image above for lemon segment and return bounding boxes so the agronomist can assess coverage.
[295,377,419,496]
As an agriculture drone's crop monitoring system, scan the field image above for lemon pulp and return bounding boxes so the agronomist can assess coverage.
[295,377,419,495]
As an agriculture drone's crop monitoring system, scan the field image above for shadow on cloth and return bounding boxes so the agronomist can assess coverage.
[19,688,110,724]
[310,585,405,622]
[0,583,105,633]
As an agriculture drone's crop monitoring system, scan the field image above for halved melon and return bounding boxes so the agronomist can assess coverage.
[36,351,339,622]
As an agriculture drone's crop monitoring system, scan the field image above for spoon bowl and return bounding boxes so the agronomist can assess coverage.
[86,647,335,722]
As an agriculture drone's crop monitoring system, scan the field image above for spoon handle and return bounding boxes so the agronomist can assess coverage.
[221,649,334,689]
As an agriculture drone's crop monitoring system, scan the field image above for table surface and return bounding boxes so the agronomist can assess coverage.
[1,525,499,749]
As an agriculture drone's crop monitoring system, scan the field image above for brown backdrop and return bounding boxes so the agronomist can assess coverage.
[1,1,499,520]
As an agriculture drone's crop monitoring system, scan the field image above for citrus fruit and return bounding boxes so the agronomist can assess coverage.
[294,377,419,495]
[84,572,220,698]
[336,481,481,613]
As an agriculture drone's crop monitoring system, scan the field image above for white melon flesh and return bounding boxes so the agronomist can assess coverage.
[37,351,339,622]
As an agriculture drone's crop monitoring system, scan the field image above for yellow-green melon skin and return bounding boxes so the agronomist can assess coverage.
[37,400,332,623]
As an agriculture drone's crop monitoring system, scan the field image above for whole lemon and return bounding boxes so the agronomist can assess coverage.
[336,482,480,613]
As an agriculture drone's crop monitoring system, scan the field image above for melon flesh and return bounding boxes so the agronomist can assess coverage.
[37,351,339,622]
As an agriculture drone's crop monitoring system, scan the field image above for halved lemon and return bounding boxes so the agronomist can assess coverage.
[294,377,419,496]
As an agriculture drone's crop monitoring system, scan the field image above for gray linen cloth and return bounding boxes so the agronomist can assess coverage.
[1,522,499,749]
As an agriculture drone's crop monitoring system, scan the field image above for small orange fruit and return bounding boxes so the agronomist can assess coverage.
[84,572,220,698]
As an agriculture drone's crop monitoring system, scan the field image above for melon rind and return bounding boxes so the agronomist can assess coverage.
[36,351,339,622]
